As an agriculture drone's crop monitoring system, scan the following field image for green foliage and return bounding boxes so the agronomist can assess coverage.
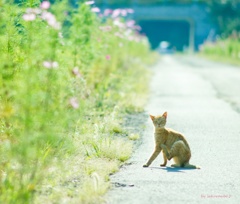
[0,1,154,203]
[128,133,140,140]
[207,1,240,37]
[200,37,240,65]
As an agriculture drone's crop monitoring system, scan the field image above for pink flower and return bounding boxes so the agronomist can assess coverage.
[43,61,52,68]
[113,18,125,28]
[69,97,79,109]
[23,13,36,21]
[43,61,58,69]
[40,1,51,10]
[85,1,94,5]
[112,9,121,18]
[134,25,142,31]
[41,11,53,20]
[106,55,111,60]
[126,20,135,28]
[41,11,61,30]
[91,7,100,13]
[127,9,134,14]
[104,9,112,16]
[48,19,61,30]
[120,9,127,16]
[72,67,82,78]
[26,8,41,14]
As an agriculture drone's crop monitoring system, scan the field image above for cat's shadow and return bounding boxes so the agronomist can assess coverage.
[151,166,195,173]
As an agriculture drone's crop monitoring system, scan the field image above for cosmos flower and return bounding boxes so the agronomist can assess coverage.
[85,1,94,5]
[112,9,121,18]
[23,13,36,21]
[72,67,82,78]
[43,61,59,69]
[120,9,127,16]
[126,20,135,28]
[127,9,134,14]
[69,97,79,109]
[40,1,51,10]
[91,7,100,13]
[103,9,112,16]
[106,55,111,60]
[113,18,125,29]
[41,11,61,30]
[26,8,41,14]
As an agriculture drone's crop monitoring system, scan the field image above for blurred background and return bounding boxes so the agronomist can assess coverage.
[65,0,240,52]
[13,0,240,52]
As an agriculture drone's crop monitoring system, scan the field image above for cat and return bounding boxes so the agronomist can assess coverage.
[143,112,200,169]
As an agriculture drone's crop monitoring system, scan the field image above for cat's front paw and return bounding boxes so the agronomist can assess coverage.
[143,164,149,168]
[160,163,166,167]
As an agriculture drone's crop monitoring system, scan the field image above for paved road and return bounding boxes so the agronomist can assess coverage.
[106,55,240,204]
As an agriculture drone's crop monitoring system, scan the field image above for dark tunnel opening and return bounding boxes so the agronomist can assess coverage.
[138,20,190,51]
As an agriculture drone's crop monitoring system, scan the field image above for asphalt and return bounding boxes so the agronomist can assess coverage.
[105,55,240,204]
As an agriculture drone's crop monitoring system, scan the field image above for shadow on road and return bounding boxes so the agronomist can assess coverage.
[150,166,196,173]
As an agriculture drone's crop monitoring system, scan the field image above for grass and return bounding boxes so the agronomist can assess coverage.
[199,37,240,66]
[128,133,140,141]
[0,1,156,203]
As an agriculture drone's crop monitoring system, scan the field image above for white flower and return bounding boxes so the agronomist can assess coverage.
[41,11,61,30]
[69,97,79,109]
[23,13,36,21]
[43,61,58,69]
[26,8,41,14]
[91,7,100,13]
[85,1,94,5]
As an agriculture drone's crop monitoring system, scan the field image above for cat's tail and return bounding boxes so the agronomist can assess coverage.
[184,163,201,169]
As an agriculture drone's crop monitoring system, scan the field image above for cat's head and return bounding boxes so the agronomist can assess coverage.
[149,112,167,128]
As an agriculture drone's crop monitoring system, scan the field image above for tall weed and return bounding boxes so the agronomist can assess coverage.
[200,36,240,65]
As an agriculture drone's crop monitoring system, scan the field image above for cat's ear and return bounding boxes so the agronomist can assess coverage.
[149,115,155,120]
[162,112,167,119]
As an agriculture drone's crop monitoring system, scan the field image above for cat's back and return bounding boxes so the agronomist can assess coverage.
[166,128,184,137]
[164,127,186,142]
[154,127,186,143]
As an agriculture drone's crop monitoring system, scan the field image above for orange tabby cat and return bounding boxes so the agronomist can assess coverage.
[143,112,199,169]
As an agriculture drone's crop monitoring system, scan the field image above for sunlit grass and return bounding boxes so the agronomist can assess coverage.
[200,38,240,66]
[128,133,140,141]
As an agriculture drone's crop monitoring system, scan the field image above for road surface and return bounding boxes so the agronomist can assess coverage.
[105,55,240,204]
